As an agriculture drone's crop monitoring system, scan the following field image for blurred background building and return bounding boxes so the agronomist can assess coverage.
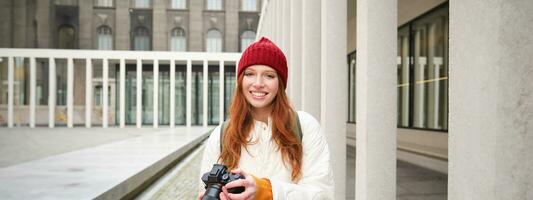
[0,0,261,127]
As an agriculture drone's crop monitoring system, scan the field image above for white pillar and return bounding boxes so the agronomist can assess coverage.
[301,0,321,119]
[449,0,533,199]
[289,0,302,110]
[67,58,74,128]
[186,59,192,127]
[203,60,208,127]
[219,60,224,125]
[321,0,347,198]
[85,58,92,128]
[153,59,159,128]
[7,57,14,128]
[355,0,397,199]
[136,59,143,128]
[119,59,125,128]
[29,57,36,128]
[170,59,175,128]
[102,59,108,128]
[48,57,56,128]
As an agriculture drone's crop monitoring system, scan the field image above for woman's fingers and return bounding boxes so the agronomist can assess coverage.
[219,191,229,200]
[224,178,247,189]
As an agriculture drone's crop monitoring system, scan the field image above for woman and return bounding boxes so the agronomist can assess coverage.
[199,37,334,200]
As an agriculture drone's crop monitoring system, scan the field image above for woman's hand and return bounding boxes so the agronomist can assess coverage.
[220,169,257,200]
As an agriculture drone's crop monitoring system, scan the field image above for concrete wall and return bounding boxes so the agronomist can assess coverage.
[449,0,533,199]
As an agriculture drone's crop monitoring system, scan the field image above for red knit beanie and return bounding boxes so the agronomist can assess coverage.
[238,37,288,87]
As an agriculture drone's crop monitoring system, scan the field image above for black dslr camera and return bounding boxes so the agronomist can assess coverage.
[201,164,245,200]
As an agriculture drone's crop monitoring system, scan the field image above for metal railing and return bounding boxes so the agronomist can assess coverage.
[0,48,241,128]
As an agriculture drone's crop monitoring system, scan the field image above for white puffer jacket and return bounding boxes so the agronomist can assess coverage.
[199,111,334,200]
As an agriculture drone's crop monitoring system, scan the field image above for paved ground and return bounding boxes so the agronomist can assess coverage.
[0,128,447,199]
[346,145,448,200]
[0,127,211,200]
[0,127,157,168]
[143,144,447,200]
[137,143,205,200]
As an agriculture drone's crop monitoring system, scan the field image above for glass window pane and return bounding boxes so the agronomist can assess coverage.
[170,28,187,52]
[192,67,203,125]
[206,29,222,52]
[398,5,448,131]
[135,0,150,8]
[95,0,113,7]
[171,0,186,9]
[134,27,150,51]
[98,26,113,50]
[175,66,186,125]
[240,31,256,52]
[208,65,219,125]
[242,0,256,11]
[224,65,236,120]
[207,0,222,10]
[397,26,410,127]
[58,25,76,49]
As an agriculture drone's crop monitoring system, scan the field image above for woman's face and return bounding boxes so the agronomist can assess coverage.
[242,65,279,111]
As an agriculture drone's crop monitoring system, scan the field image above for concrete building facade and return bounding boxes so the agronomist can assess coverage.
[0,0,261,127]
[0,0,261,52]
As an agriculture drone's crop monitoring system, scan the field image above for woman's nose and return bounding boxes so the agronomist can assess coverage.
[253,76,265,87]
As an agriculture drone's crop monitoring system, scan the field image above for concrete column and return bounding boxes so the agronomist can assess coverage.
[288,0,302,110]
[355,0,397,199]
[116,0,131,50]
[225,0,239,52]
[85,59,92,128]
[36,0,51,48]
[301,0,321,119]
[189,0,203,51]
[79,0,93,49]
[449,0,533,199]
[13,0,27,48]
[321,0,347,198]
[153,0,167,51]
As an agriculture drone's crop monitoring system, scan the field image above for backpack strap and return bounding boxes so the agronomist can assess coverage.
[219,111,303,152]
[219,120,229,151]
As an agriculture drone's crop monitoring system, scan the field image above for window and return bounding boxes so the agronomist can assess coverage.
[207,0,222,10]
[347,51,356,123]
[58,25,76,49]
[240,30,256,52]
[170,27,187,51]
[171,0,186,9]
[97,26,113,50]
[95,0,113,7]
[133,26,150,51]
[242,0,257,11]
[396,4,448,131]
[134,0,150,8]
[206,29,222,52]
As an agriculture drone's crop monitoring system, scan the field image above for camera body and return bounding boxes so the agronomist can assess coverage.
[201,164,245,200]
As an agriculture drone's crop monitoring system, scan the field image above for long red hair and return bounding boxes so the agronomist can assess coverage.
[219,73,303,182]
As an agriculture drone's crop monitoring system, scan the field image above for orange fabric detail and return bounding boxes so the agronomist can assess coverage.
[253,175,273,200]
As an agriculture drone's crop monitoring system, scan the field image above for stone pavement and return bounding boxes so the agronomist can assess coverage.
[346,145,448,200]
[143,144,447,200]
[137,142,205,200]
[0,127,211,200]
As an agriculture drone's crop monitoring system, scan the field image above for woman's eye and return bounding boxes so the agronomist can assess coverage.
[244,72,254,76]
[266,74,276,79]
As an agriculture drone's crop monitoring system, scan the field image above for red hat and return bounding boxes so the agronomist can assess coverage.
[238,37,288,87]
